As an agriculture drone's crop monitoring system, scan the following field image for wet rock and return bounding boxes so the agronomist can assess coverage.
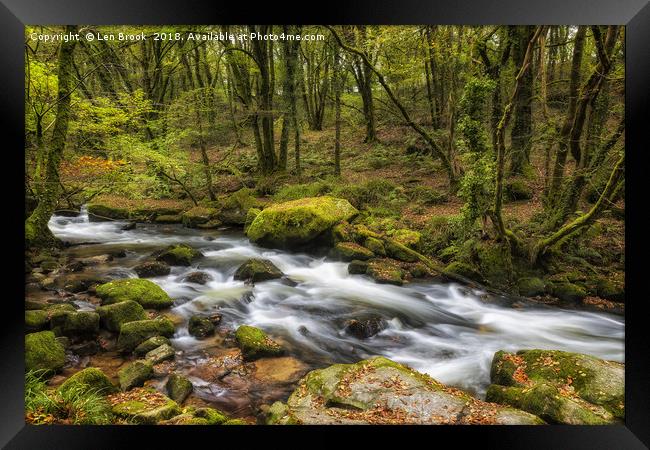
[69,340,100,356]
[121,222,136,231]
[181,206,218,228]
[344,317,385,339]
[63,276,109,293]
[442,261,484,283]
[517,277,546,297]
[155,214,183,224]
[193,407,228,424]
[145,343,175,364]
[118,359,154,391]
[133,260,171,278]
[96,300,148,332]
[77,254,114,266]
[550,282,587,302]
[348,259,369,275]
[486,349,624,424]
[65,260,86,272]
[134,336,171,356]
[333,242,374,261]
[235,325,284,361]
[234,258,283,283]
[52,311,100,338]
[153,244,203,266]
[110,387,181,424]
[246,196,358,249]
[366,259,404,286]
[25,310,49,332]
[117,317,175,352]
[267,357,543,425]
[166,373,193,404]
[57,367,117,396]
[96,278,174,309]
[25,330,66,374]
[188,316,215,338]
[183,271,212,285]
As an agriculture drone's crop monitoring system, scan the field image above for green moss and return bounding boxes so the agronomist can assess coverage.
[155,244,203,266]
[244,208,261,233]
[550,282,587,302]
[96,278,174,309]
[223,419,248,425]
[145,343,175,364]
[87,203,130,220]
[193,407,229,425]
[134,336,171,356]
[443,261,484,283]
[235,325,284,360]
[25,331,65,374]
[475,241,512,287]
[57,367,117,396]
[188,316,215,338]
[166,373,193,404]
[117,317,175,352]
[505,179,533,201]
[246,196,358,249]
[112,390,181,424]
[154,214,183,224]
[217,188,261,225]
[118,360,154,391]
[366,259,404,286]
[181,206,218,228]
[596,278,624,302]
[389,229,422,251]
[334,242,374,261]
[364,236,386,256]
[234,258,283,283]
[96,300,148,332]
[517,277,546,297]
[348,259,369,275]
[421,216,456,255]
[25,310,49,331]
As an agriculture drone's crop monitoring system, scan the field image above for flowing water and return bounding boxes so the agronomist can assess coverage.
[47,207,625,411]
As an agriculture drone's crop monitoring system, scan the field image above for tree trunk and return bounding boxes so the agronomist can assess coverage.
[509,26,535,174]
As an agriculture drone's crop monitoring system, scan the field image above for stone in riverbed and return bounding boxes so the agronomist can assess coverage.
[267,356,543,425]
[183,271,212,285]
[145,344,175,364]
[333,242,374,261]
[234,258,283,283]
[118,360,154,391]
[57,367,118,396]
[153,244,203,266]
[110,387,181,424]
[117,317,175,352]
[134,336,171,356]
[51,311,100,338]
[347,259,369,275]
[181,206,218,228]
[550,282,587,302]
[133,261,171,278]
[96,278,174,309]
[344,317,385,339]
[193,407,229,425]
[188,316,215,338]
[25,310,49,332]
[246,196,358,249]
[96,300,148,332]
[166,373,193,404]
[486,349,624,424]
[25,330,66,374]
[235,325,284,361]
[366,259,404,286]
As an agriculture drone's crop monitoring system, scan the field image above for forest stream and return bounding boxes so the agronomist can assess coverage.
[41,207,625,419]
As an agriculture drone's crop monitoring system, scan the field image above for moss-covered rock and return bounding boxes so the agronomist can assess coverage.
[596,278,624,303]
[50,311,100,338]
[333,242,374,261]
[96,300,148,332]
[118,360,154,391]
[390,229,422,251]
[383,239,419,263]
[348,259,369,275]
[154,244,203,266]
[111,387,181,424]
[193,407,228,425]
[364,236,386,256]
[166,373,193,404]
[25,310,49,332]
[442,261,484,283]
[188,316,215,338]
[181,206,218,228]
[145,343,175,364]
[487,349,624,424]
[475,241,512,287]
[267,357,543,425]
[25,331,66,374]
[134,336,171,356]
[366,259,404,286]
[96,278,174,310]
[159,413,208,425]
[57,367,118,396]
[235,325,284,361]
[217,188,261,225]
[243,208,261,234]
[117,317,175,352]
[234,258,283,283]
[223,419,248,425]
[550,282,587,302]
[246,196,358,249]
[133,261,171,278]
[517,277,546,297]
[87,203,130,221]
[154,214,183,224]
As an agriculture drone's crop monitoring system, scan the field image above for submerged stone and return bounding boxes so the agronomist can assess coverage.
[234,258,283,283]
[133,261,171,278]
[166,373,193,404]
[154,244,203,266]
[235,325,284,361]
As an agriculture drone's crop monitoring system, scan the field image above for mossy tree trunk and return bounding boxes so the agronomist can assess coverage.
[25,25,78,249]
[509,26,535,174]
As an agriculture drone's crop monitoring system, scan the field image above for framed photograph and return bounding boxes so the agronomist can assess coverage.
[4,0,648,447]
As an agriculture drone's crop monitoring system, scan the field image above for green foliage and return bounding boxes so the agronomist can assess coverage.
[457,77,495,154]
[458,152,496,229]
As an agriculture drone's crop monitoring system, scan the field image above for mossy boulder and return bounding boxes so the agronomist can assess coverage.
[25,331,66,374]
[246,196,358,249]
[96,278,174,310]
[217,188,261,225]
[505,179,533,201]
[159,413,208,425]
[51,311,100,338]
[57,367,117,396]
[234,258,283,283]
[133,261,171,278]
[111,387,181,424]
[181,206,218,228]
[188,316,215,338]
[87,202,130,221]
[166,373,193,404]
[118,360,154,391]
[517,277,546,297]
[117,317,175,352]
[596,278,624,303]
[366,259,404,286]
[443,261,484,283]
[550,282,587,302]
[154,244,203,266]
[235,325,284,361]
[193,407,228,425]
[134,336,171,356]
[243,208,261,233]
[364,236,386,256]
[154,214,183,224]
[475,241,512,287]
[145,343,175,364]
[486,349,624,424]
[390,229,422,251]
[25,310,49,332]
[348,259,369,275]
[223,419,248,425]
[96,300,148,332]
[267,357,543,425]
[384,239,419,263]
[333,242,374,261]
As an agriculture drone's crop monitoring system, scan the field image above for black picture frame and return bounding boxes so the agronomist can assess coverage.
[3,0,648,447]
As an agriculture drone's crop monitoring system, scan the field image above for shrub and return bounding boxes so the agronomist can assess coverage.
[406,185,447,205]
